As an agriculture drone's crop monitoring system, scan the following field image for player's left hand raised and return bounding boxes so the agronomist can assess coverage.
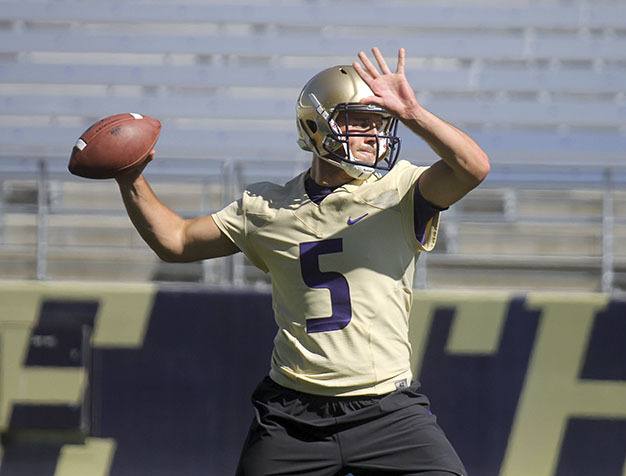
[353,47,421,121]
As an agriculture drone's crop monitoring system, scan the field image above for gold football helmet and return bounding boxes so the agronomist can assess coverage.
[296,65,401,179]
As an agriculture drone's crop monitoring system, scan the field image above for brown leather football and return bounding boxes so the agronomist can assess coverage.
[68,113,161,179]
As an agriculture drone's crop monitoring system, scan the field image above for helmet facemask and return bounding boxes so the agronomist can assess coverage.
[316,101,401,179]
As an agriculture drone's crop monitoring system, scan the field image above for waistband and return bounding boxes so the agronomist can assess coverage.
[251,376,429,426]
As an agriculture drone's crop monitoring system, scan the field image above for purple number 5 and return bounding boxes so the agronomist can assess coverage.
[299,238,352,333]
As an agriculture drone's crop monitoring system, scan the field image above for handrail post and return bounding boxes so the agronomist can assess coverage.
[36,159,49,281]
[415,253,428,289]
[201,173,212,284]
[232,161,245,286]
[220,159,236,285]
[601,167,614,293]
[0,178,4,245]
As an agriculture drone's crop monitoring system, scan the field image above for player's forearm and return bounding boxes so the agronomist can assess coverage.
[402,105,490,184]
[117,175,185,261]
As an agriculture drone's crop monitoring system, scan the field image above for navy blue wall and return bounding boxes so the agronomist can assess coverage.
[1,288,625,476]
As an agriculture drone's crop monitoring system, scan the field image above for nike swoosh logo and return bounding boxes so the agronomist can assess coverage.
[347,213,369,225]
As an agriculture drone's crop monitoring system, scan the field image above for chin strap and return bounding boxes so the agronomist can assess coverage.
[318,155,373,180]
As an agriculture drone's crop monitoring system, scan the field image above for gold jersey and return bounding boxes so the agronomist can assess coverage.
[212,160,441,396]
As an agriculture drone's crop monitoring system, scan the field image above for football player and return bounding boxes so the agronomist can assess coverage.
[116,47,489,476]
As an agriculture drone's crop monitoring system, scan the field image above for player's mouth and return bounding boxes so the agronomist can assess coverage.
[354,147,377,163]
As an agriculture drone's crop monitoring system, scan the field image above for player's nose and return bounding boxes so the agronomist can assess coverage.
[363,130,378,143]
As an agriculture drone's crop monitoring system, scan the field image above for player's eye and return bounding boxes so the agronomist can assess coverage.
[352,117,381,130]
[336,113,385,132]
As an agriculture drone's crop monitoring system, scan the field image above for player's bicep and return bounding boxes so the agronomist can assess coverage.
[179,215,240,262]
[418,160,479,209]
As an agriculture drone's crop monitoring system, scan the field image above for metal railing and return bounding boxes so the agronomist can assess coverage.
[1,157,625,293]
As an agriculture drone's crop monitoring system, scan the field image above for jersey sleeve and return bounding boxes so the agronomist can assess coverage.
[397,164,445,252]
[211,197,269,273]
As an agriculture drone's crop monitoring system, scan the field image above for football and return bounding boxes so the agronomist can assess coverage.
[68,113,161,179]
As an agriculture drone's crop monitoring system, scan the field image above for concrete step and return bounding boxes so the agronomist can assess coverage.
[455,188,507,214]
[453,222,602,255]
[515,189,603,217]
[0,246,36,279]
[1,213,37,245]
[427,266,599,292]
[0,246,212,282]
[42,247,156,281]
[58,181,223,214]
[614,191,626,219]
[1,213,143,247]
[613,225,626,257]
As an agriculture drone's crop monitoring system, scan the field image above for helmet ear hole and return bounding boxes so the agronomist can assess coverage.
[305,120,318,134]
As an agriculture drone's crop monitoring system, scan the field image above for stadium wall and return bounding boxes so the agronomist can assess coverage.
[0,282,624,476]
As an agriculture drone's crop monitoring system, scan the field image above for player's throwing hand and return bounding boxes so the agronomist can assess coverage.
[353,47,421,121]
[114,149,155,186]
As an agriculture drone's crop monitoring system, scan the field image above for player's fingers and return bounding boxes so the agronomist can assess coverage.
[372,47,392,75]
[353,61,374,84]
[359,95,383,107]
[115,159,149,183]
[396,48,406,75]
[357,51,380,79]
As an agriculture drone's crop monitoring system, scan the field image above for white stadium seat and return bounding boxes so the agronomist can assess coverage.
[0,3,623,31]
[1,0,626,168]
[0,3,601,30]
[1,95,625,128]
[3,63,626,95]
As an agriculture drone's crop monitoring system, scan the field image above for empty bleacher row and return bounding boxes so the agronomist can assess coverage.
[3,95,625,129]
[1,1,626,162]
[3,29,626,61]
[4,2,626,30]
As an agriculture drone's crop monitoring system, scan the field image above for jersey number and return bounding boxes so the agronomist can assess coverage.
[299,238,352,334]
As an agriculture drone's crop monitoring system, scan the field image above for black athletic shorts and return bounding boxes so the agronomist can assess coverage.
[235,376,467,476]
